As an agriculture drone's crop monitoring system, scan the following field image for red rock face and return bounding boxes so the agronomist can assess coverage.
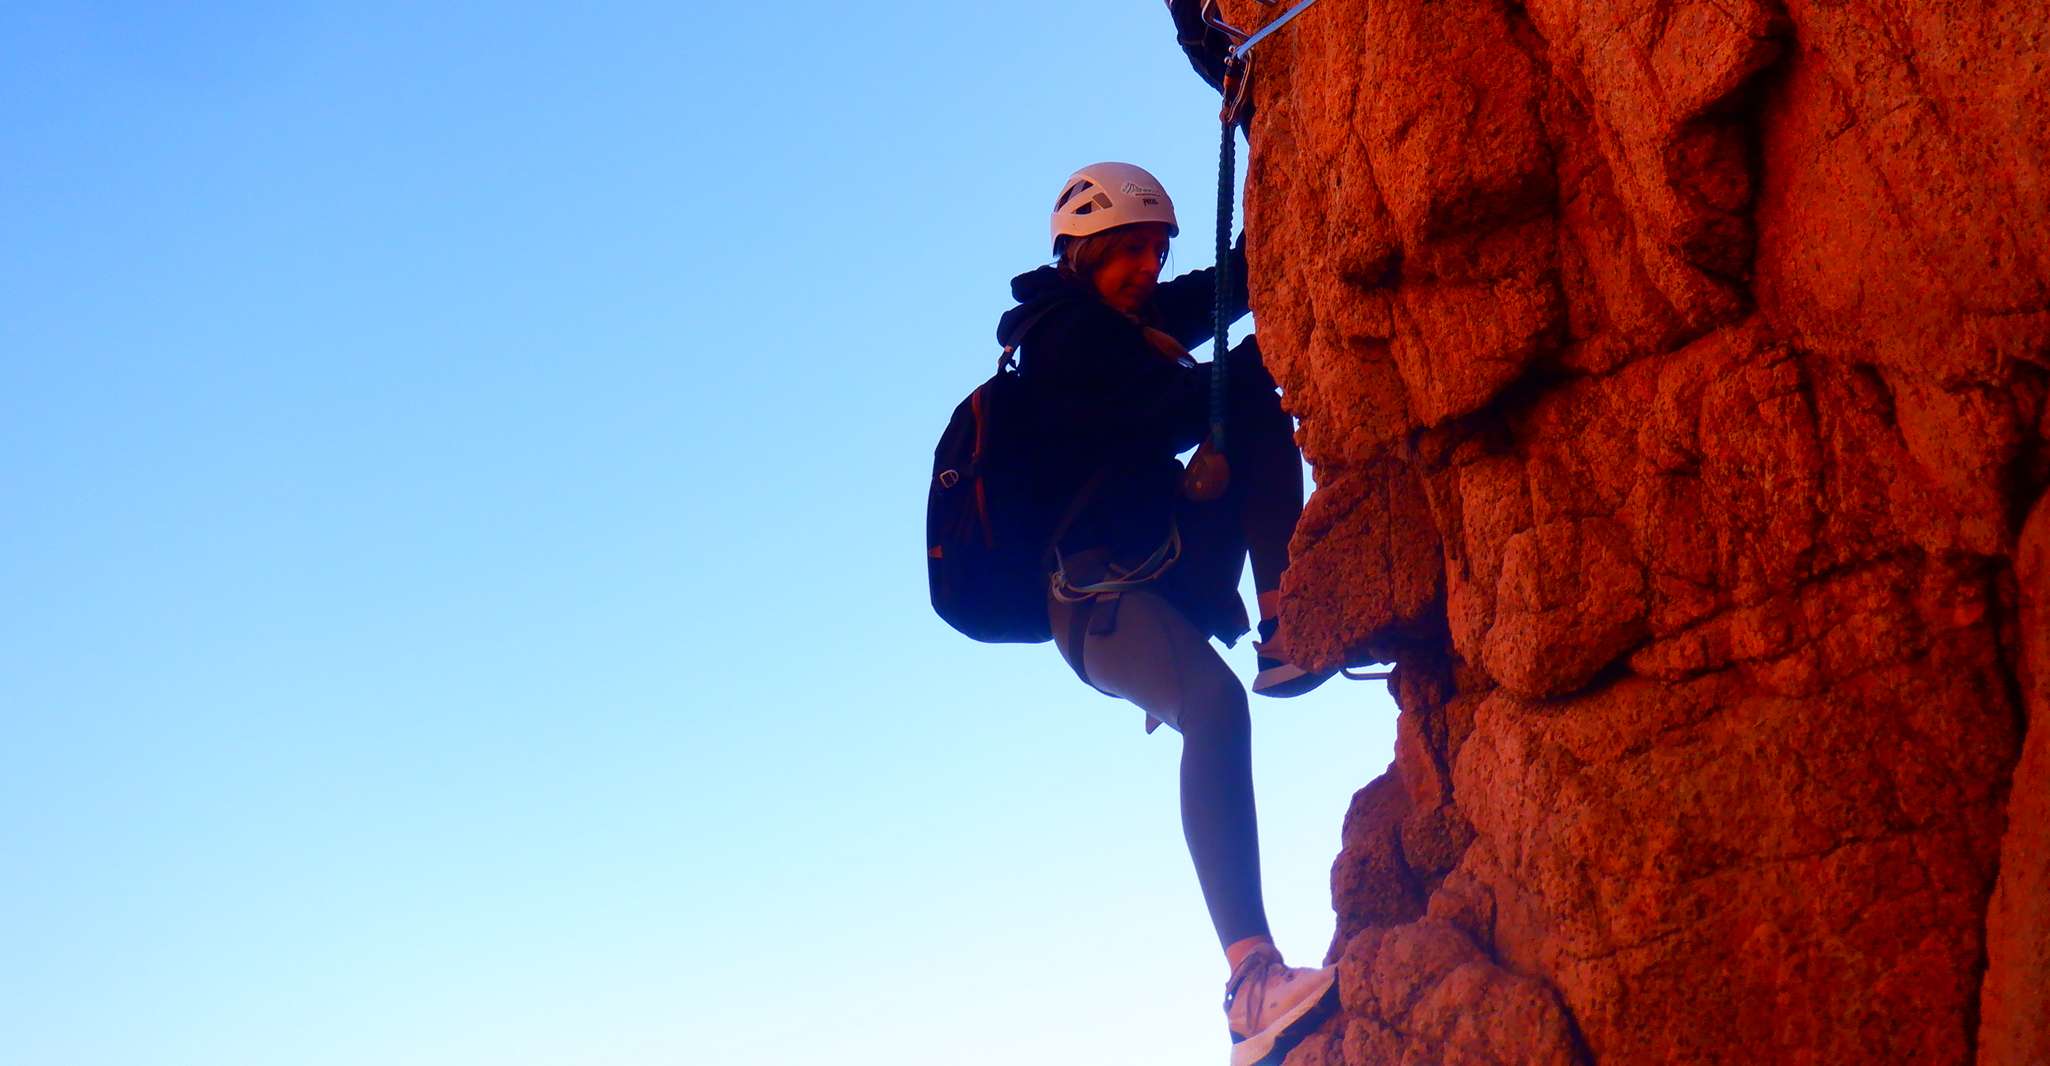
[1208,0,2050,1060]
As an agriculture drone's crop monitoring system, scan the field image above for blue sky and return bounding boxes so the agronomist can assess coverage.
[2,4,1397,1063]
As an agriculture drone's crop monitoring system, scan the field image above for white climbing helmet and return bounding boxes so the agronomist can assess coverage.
[1049,162,1180,253]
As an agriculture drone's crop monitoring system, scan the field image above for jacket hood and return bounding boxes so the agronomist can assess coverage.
[996,266,1092,347]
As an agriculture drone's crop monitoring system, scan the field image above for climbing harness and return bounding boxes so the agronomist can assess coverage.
[1048,521,1185,604]
[1047,521,1187,696]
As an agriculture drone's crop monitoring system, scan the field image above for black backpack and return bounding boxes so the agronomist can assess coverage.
[926,307,1090,643]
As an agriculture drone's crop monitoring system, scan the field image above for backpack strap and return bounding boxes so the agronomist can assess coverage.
[1048,469,1111,691]
[997,297,1076,370]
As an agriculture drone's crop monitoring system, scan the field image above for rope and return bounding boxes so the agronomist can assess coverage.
[1210,98,1237,454]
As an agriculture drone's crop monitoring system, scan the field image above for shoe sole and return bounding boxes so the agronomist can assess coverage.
[1228,971,1339,1066]
[1252,662,1335,699]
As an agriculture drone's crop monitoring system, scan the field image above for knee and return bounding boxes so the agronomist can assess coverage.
[1178,670,1251,746]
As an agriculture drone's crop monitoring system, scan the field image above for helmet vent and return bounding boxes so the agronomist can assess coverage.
[1055,180,1095,211]
[1092,192,1115,210]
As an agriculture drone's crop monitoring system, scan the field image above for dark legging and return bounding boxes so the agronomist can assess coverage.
[1047,337,1304,950]
[1051,588,1271,948]
[1220,338,1302,599]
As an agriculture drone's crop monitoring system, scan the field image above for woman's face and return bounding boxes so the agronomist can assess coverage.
[1087,223,1173,313]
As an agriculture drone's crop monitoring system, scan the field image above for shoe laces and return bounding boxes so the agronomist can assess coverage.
[1223,944,1285,1022]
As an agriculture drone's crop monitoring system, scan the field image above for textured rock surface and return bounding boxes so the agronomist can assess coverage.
[1981,497,2050,1066]
[1202,0,2050,1060]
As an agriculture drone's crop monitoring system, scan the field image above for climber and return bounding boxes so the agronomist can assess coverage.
[1166,0,1235,94]
[994,161,1337,1066]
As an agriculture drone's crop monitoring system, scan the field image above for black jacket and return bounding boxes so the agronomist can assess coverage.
[992,241,1252,634]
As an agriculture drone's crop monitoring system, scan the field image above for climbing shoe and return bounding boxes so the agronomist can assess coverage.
[1224,943,1339,1066]
[1251,620,1334,699]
